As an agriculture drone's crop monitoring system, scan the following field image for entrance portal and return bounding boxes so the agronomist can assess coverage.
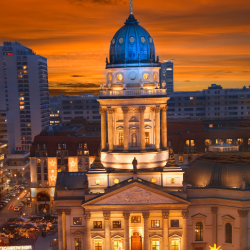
[131,236,142,250]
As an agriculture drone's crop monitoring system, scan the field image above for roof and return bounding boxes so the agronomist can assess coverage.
[186,152,250,188]
[56,172,87,189]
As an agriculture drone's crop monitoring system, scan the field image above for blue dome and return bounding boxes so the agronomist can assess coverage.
[109,15,156,66]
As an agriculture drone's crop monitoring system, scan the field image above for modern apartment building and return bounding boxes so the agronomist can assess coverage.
[0,41,50,175]
[160,59,174,94]
[61,94,100,123]
[167,84,250,120]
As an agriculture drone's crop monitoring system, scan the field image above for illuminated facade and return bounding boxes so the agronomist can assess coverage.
[54,5,250,250]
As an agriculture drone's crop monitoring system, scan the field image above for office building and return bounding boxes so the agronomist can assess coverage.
[160,59,174,94]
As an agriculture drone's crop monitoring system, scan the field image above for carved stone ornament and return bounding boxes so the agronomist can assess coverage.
[155,106,161,113]
[138,106,146,113]
[182,211,189,219]
[122,107,129,114]
[123,213,130,220]
[238,210,249,218]
[64,209,71,215]
[95,186,178,205]
[56,209,64,215]
[161,106,168,112]
[162,212,169,219]
[211,207,218,214]
[99,108,106,114]
[107,108,114,114]
[142,212,150,219]
[84,213,91,220]
[103,213,110,220]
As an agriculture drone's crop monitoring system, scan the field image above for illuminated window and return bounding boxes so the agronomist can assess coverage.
[209,124,213,128]
[20,102,25,105]
[171,240,179,250]
[95,179,100,185]
[95,242,102,250]
[117,74,123,81]
[23,66,27,69]
[131,133,137,147]
[145,132,149,146]
[73,217,82,225]
[205,139,211,145]
[236,138,243,145]
[19,97,24,101]
[151,220,160,228]
[55,114,59,117]
[114,240,123,250]
[153,72,157,81]
[23,70,28,74]
[50,121,55,124]
[119,132,124,146]
[93,221,102,228]
[171,178,175,184]
[37,159,41,165]
[75,238,82,250]
[179,155,183,163]
[190,97,193,100]
[113,221,121,228]
[151,178,156,183]
[114,178,119,184]
[171,220,179,227]
[167,68,173,71]
[152,241,160,250]
[248,138,250,145]
[185,140,189,147]
[195,222,203,241]
[131,216,141,223]
[226,139,233,145]
[225,223,232,243]
[190,140,195,147]
[17,75,23,79]
[84,143,88,149]
[216,139,220,144]
[50,114,54,117]
[84,150,89,155]
[143,73,149,80]
[20,106,24,110]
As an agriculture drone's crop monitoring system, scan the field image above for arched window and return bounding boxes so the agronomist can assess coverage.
[225,223,232,243]
[119,132,124,146]
[195,222,203,241]
[131,133,137,147]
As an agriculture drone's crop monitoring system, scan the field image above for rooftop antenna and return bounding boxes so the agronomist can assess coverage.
[129,0,133,14]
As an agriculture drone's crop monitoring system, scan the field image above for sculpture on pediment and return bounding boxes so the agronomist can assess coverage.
[132,157,138,174]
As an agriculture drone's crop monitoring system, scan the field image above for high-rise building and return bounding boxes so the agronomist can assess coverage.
[0,41,50,175]
[160,59,174,94]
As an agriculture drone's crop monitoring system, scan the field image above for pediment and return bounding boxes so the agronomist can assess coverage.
[191,213,207,219]
[83,182,189,206]
[129,116,139,122]
[222,215,235,220]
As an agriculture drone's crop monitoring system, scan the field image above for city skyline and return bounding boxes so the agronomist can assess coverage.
[0,0,249,96]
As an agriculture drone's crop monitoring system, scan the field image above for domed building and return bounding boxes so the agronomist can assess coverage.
[54,4,250,250]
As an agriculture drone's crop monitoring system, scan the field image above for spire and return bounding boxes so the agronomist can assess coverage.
[129,0,133,14]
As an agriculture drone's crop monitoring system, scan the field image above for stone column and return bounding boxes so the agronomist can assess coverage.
[211,207,218,245]
[123,213,130,250]
[65,209,71,250]
[143,212,150,250]
[100,108,106,150]
[139,106,146,151]
[162,211,169,250]
[62,211,66,250]
[161,106,168,149]
[238,210,248,250]
[84,213,91,250]
[122,107,129,151]
[182,211,189,250]
[57,209,63,250]
[104,212,111,250]
[107,108,114,152]
[155,106,161,150]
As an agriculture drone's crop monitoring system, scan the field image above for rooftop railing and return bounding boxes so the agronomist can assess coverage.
[100,88,167,97]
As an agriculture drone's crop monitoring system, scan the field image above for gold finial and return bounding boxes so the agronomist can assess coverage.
[129,0,133,14]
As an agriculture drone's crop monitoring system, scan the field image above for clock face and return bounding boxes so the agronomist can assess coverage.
[149,37,153,44]
[129,71,136,80]
[119,37,123,44]
[112,39,115,45]
[117,74,123,81]
[130,36,135,43]
[143,73,149,80]
[141,37,146,43]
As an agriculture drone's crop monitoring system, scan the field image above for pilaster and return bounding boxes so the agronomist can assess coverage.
[57,209,64,250]
[122,107,129,151]
[104,212,111,250]
[84,213,91,250]
[211,207,218,245]
[182,211,189,250]
[161,106,168,149]
[100,108,106,150]
[162,211,169,250]
[123,213,130,250]
[238,209,248,250]
[142,212,150,250]
[107,108,114,151]
[139,106,146,151]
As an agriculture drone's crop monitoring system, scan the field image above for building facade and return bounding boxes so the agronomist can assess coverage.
[160,59,174,95]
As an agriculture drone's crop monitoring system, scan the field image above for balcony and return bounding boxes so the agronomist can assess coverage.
[100,88,167,97]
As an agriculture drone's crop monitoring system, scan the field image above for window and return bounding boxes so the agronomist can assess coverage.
[226,139,233,145]
[131,133,137,147]
[131,216,141,223]
[113,221,121,228]
[171,240,179,250]
[95,242,102,250]
[93,221,102,228]
[209,124,213,128]
[205,139,211,145]
[37,159,41,165]
[152,241,160,250]
[75,238,82,250]
[248,138,250,145]
[171,178,175,184]
[151,220,160,228]
[119,132,124,146]
[195,222,203,241]
[171,220,179,227]
[225,223,232,243]
[185,140,195,147]
[178,155,183,163]
[73,217,82,225]
[236,138,243,145]
[114,240,123,250]
[145,132,150,146]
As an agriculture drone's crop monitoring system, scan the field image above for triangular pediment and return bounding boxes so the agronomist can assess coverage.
[83,182,189,206]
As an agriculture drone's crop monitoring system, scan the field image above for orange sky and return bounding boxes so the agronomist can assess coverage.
[1,0,250,95]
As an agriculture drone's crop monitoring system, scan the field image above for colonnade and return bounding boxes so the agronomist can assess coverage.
[82,210,188,250]
[99,106,168,151]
